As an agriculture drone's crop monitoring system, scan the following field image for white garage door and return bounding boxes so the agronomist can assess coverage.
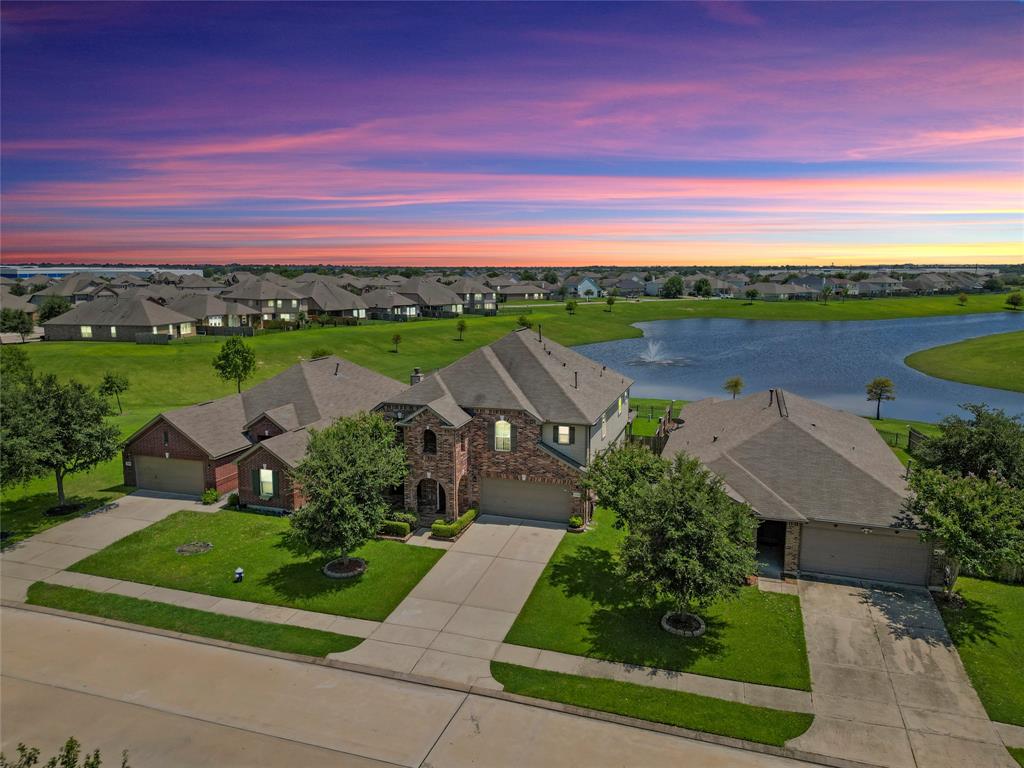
[800,523,930,585]
[134,456,205,495]
[479,478,572,523]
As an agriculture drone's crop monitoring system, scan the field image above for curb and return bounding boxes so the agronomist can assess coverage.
[3,600,875,768]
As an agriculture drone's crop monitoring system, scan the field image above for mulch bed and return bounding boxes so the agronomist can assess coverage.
[323,556,367,579]
[661,611,707,637]
[44,504,83,518]
[175,541,214,556]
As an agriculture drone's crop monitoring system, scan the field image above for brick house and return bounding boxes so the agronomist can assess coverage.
[121,356,404,499]
[375,328,633,525]
[42,296,197,342]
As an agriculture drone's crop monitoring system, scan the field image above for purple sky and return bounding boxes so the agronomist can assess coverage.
[2,1,1022,266]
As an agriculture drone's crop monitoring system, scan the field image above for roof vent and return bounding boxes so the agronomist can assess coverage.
[410,367,424,386]
[574,371,578,389]
[334,363,340,376]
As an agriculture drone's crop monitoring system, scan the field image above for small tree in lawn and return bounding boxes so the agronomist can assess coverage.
[839,286,850,303]
[866,376,895,420]
[745,288,759,303]
[660,275,684,299]
[212,336,256,393]
[723,376,744,399]
[583,288,595,302]
[957,293,968,307]
[694,278,712,298]
[0,309,33,342]
[565,300,577,316]
[37,296,71,323]
[289,412,407,575]
[820,285,833,305]
[619,453,757,634]
[1007,291,1023,310]
[98,372,129,414]
[311,347,331,358]
[391,333,401,353]
[605,294,616,312]
[456,318,467,341]
[906,468,1024,592]
[582,441,668,530]
[517,315,532,329]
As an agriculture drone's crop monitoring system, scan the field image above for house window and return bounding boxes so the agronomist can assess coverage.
[617,396,623,416]
[279,313,292,321]
[275,299,282,308]
[423,429,437,455]
[601,414,607,439]
[494,419,512,452]
[209,316,223,327]
[152,326,158,334]
[291,299,297,308]
[109,326,117,338]
[258,468,275,498]
[180,322,193,334]
[556,425,573,445]
[162,430,169,446]
[80,325,93,338]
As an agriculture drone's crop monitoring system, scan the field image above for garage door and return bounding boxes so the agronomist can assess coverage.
[800,523,930,585]
[479,478,572,523]
[134,456,205,495]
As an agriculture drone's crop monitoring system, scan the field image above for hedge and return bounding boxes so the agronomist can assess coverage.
[431,508,477,539]
[380,520,411,537]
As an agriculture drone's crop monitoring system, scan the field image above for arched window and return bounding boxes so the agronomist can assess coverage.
[494,419,512,452]
[423,429,437,454]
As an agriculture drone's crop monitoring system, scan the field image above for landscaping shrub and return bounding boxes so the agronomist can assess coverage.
[389,511,419,527]
[431,508,477,539]
[380,520,411,538]
[568,514,584,529]
[201,488,219,505]
[227,492,240,507]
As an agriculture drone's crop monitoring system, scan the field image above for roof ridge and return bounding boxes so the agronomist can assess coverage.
[508,331,590,422]
[479,345,539,418]
[717,452,807,521]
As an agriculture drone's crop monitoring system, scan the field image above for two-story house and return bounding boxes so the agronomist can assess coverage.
[396,277,464,317]
[375,329,633,525]
[221,277,308,321]
[447,277,497,313]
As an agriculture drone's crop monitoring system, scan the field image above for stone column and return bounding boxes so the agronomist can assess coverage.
[783,522,802,577]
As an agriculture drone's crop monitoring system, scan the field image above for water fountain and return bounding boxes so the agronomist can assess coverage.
[639,339,665,363]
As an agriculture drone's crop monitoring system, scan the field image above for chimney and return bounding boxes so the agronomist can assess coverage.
[410,367,424,385]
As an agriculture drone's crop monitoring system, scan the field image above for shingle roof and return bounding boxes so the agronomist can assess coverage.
[362,288,418,309]
[134,356,406,458]
[0,290,38,314]
[221,279,302,302]
[176,274,222,290]
[297,279,368,312]
[168,293,260,320]
[397,277,464,307]
[385,329,632,425]
[447,277,493,295]
[663,390,912,528]
[42,296,196,327]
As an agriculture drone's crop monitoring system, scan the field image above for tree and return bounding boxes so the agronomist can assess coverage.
[605,294,616,312]
[212,337,256,393]
[0,348,42,489]
[839,286,850,303]
[310,347,331,358]
[8,375,121,509]
[518,269,537,282]
[865,377,895,420]
[660,276,684,299]
[582,442,668,530]
[820,285,833,305]
[983,277,1003,292]
[744,288,759,303]
[517,315,532,329]
[1,309,33,342]
[456,318,467,341]
[391,333,401,353]
[1007,291,1023,310]
[98,372,129,414]
[723,376,744,399]
[0,736,129,768]
[694,278,712,298]
[957,293,968,307]
[565,300,577,316]
[296,310,309,329]
[906,468,1024,587]
[583,288,595,302]
[913,404,1024,488]
[37,297,71,323]
[542,270,559,285]
[7,282,26,297]
[289,412,407,571]
[618,454,756,630]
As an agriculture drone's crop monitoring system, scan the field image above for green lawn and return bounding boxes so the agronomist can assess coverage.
[492,662,813,747]
[939,577,1024,726]
[504,508,810,690]
[905,330,1024,393]
[2,293,1012,544]
[630,397,685,437]
[69,510,443,621]
[867,416,940,466]
[26,582,361,657]
[1009,747,1024,767]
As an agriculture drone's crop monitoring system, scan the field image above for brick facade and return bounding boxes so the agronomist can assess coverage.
[122,417,241,493]
[783,522,802,576]
[245,416,286,441]
[400,407,587,523]
[236,446,303,511]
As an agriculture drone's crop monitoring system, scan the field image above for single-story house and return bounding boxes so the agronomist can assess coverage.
[0,290,39,322]
[663,389,942,587]
[397,277,464,316]
[176,274,224,293]
[29,272,107,306]
[362,288,420,320]
[167,294,261,329]
[497,283,550,301]
[562,276,602,299]
[42,297,196,342]
[121,355,405,499]
[295,278,368,319]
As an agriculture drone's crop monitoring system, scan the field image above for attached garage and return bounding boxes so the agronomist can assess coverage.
[479,477,572,523]
[800,523,931,586]
[133,456,205,496]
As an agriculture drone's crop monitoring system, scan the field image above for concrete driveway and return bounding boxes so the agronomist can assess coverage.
[0,491,213,602]
[333,515,563,685]
[788,578,1012,768]
[1,608,813,768]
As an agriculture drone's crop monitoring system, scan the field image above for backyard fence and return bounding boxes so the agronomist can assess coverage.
[198,326,254,337]
[627,401,675,455]
[907,426,930,454]
[134,333,170,345]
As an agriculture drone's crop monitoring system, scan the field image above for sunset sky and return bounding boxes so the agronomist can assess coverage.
[2,1,1022,267]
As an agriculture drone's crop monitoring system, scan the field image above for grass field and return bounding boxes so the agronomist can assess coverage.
[905,330,1024,394]
[69,509,444,621]
[868,417,941,466]
[504,508,811,690]
[939,577,1024,727]
[27,582,362,657]
[1,293,1012,544]
[629,397,685,437]
[491,662,813,746]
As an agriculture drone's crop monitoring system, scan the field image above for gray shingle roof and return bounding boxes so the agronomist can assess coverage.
[0,290,38,315]
[397,277,463,307]
[42,296,196,327]
[136,355,407,458]
[362,288,418,309]
[221,278,302,302]
[297,280,368,312]
[385,329,632,425]
[663,390,912,528]
[168,294,260,320]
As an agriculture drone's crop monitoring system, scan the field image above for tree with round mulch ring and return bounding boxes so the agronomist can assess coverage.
[618,453,757,638]
[288,412,407,579]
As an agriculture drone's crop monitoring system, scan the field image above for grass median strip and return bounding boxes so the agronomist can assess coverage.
[491,661,813,747]
[26,583,362,657]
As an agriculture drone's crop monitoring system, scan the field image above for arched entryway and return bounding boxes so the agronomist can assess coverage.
[416,478,446,516]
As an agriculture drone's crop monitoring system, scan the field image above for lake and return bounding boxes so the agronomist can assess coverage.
[577,313,1024,422]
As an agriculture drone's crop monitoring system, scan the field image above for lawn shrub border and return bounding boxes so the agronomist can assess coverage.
[431,508,477,539]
